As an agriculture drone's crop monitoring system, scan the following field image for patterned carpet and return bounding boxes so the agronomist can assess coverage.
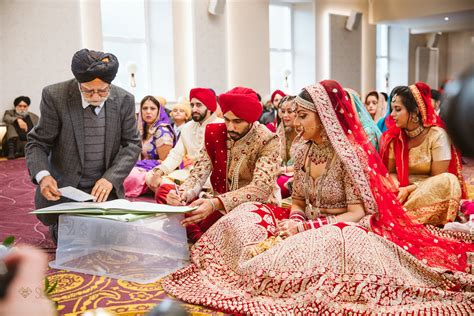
[1,158,473,315]
[0,159,220,315]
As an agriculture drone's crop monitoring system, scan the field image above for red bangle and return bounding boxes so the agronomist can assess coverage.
[290,213,305,222]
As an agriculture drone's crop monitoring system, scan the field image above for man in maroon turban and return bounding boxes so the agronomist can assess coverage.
[166,87,282,242]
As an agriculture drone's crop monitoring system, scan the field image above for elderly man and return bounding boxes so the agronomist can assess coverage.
[2,96,39,159]
[149,87,223,201]
[167,87,281,242]
[26,49,141,242]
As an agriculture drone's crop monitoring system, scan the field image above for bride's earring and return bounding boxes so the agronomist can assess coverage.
[320,127,328,142]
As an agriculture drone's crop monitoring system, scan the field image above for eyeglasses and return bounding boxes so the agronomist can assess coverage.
[79,85,110,97]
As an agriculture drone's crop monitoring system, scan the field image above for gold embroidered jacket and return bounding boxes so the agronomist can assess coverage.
[179,122,281,212]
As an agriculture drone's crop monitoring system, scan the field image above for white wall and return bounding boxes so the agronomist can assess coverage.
[0,0,82,116]
[172,0,195,100]
[406,30,473,89]
[80,0,103,50]
[314,0,376,96]
[227,0,270,95]
[371,0,474,23]
[149,0,176,100]
[388,26,410,91]
[329,13,362,91]
[447,30,474,79]
[193,0,227,95]
[293,2,315,92]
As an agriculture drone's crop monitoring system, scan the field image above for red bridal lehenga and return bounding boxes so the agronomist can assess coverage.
[162,81,474,315]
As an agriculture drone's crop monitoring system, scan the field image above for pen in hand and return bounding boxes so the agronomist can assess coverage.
[174,183,184,205]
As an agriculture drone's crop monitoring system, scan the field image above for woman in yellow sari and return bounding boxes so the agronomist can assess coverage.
[380,82,467,226]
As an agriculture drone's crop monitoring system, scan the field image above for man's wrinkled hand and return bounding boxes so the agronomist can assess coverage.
[17,118,28,132]
[91,178,113,202]
[39,175,61,201]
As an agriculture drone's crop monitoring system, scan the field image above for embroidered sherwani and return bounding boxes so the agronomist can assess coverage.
[179,122,281,212]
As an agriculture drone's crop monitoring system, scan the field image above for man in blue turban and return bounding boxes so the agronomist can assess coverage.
[26,49,141,243]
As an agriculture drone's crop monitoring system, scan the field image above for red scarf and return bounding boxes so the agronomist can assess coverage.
[204,123,228,194]
[379,82,467,198]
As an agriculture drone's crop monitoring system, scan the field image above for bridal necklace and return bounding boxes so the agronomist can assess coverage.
[307,140,333,165]
[304,141,334,218]
[405,124,425,138]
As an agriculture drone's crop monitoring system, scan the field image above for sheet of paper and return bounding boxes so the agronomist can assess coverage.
[59,186,95,202]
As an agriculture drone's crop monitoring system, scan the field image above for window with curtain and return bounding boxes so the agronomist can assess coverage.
[101,0,175,104]
[269,4,293,93]
[376,24,389,93]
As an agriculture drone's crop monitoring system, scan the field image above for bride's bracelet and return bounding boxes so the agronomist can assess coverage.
[300,215,337,231]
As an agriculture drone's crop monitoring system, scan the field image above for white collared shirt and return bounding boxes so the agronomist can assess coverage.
[79,83,106,115]
[158,113,224,174]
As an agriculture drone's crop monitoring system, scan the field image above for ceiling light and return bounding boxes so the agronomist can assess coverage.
[444,16,449,21]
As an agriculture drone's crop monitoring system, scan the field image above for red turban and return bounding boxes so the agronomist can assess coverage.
[219,87,262,123]
[271,89,286,103]
[189,88,217,112]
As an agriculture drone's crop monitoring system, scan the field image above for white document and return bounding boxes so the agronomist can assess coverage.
[31,199,197,214]
[59,186,95,202]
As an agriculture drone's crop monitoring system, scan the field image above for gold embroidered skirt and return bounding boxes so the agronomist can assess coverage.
[404,173,462,226]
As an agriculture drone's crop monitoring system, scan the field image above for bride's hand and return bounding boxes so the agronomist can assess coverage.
[277,219,299,238]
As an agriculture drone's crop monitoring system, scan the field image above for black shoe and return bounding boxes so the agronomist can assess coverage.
[49,223,58,245]
[6,139,16,160]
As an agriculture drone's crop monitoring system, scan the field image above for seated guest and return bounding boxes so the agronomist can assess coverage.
[170,100,191,139]
[258,95,272,122]
[166,87,281,242]
[380,83,467,226]
[364,90,383,121]
[260,89,286,132]
[2,96,39,159]
[148,88,223,196]
[123,96,175,197]
[275,95,303,198]
[26,49,141,242]
[345,89,382,150]
[162,80,474,314]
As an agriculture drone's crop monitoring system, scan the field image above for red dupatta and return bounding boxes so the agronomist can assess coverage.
[204,123,228,195]
[305,80,473,274]
[379,82,467,198]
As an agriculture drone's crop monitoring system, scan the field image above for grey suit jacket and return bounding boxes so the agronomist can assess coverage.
[3,109,39,140]
[26,79,141,208]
